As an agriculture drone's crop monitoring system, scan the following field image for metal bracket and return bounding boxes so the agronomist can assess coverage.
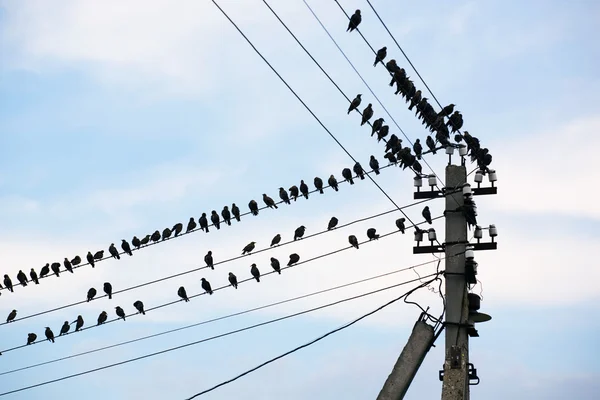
[414,187,497,200]
[413,241,497,254]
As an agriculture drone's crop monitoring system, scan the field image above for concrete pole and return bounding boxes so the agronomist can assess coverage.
[441,165,470,400]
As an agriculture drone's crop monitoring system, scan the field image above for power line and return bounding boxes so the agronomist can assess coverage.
[0,214,444,354]
[185,276,439,398]
[0,273,442,397]
[0,257,443,376]
[0,196,436,328]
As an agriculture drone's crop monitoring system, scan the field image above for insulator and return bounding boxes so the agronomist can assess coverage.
[428,174,437,187]
[465,259,478,284]
[428,228,436,241]
[445,146,454,155]
[474,170,483,183]
[474,226,483,239]
[462,184,472,195]
[489,170,497,183]
[465,249,475,259]
[414,176,423,188]
[467,293,481,311]
[489,224,498,238]
[459,146,468,156]
[414,230,423,242]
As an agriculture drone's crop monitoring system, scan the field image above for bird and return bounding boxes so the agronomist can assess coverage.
[374,46,387,66]
[271,257,281,274]
[396,218,406,234]
[74,315,84,331]
[426,135,437,154]
[386,59,399,73]
[162,227,172,240]
[115,306,126,321]
[377,125,389,142]
[172,223,183,237]
[3,275,13,292]
[204,251,214,270]
[348,94,362,114]
[201,278,213,295]
[109,243,120,260]
[45,327,55,343]
[367,228,380,240]
[210,211,221,230]
[249,199,259,216]
[242,241,256,255]
[279,187,291,204]
[371,118,384,136]
[413,139,423,159]
[348,235,359,249]
[270,234,281,247]
[232,203,241,222]
[103,282,113,299]
[97,311,108,325]
[328,175,339,191]
[228,272,238,289]
[132,236,141,248]
[289,185,299,201]
[360,104,373,126]
[87,288,97,302]
[408,90,422,110]
[300,180,309,199]
[347,9,361,32]
[222,206,232,225]
[438,104,455,118]
[133,300,145,315]
[86,252,95,268]
[30,268,39,284]
[6,309,17,323]
[314,177,324,194]
[250,264,260,282]
[328,217,338,230]
[199,213,209,232]
[263,193,278,209]
[121,239,133,256]
[186,217,197,233]
[422,206,433,224]
[93,250,104,260]
[140,235,151,246]
[16,270,28,286]
[294,225,306,240]
[50,262,61,277]
[63,258,74,273]
[27,333,37,345]
[342,168,354,185]
[369,155,380,175]
[353,162,365,180]
[178,286,189,302]
[59,321,70,336]
[40,263,50,278]
[288,253,300,266]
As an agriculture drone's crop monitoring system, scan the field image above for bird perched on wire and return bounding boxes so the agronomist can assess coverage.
[328,175,339,191]
[204,251,214,270]
[294,226,306,240]
[409,90,422,111]
[413,139,423,159]
[87,287,97,302]
[342,168,354,185]
[211,211,221,230]
[132,235,141,249]
[103,282,113,299]
[50,262,61,277]
[438,104,455,118]
[367,228,380,240]
[71,255,82,266]
[228,272,238,289]
[300,180,309,199]
[121,240,133,256]
[328,217,338,230]
[59,321,70,336]
[74,315,84,331]
[288,253,300,266]
[242,241,256,255]
[86,252,95,268]
[16,270,28,286]
[348,94,362,114]
[386,59,399,73]
[314,177,324,194]
[221,206,232,226]
[270,234,281,247]
[348,235,359,249]
[374,46,387,66]
[250,264,261,283]
[249,199,259,216]
[199,213,209,232]
[133,300,145,315]
[347,9,361,32]
[289,185,299,201]
[97,311,108,325]
[115,306,126,321]
[263,193,278,209]
[377,125,389,142]
[201,278,213,295]
[232,203,241,222]
[63,258,74,273]
[186,217,197,233]
[45,327,55,343]
[361,104,373,126]
[279,187,291,204]
[162,227,172,240]
[27,333,37,345]
[353,162,365,180]
[426,135,437,155]
[40,263,50,278]
[178,286,189,302]
[3,275,13,292]
[6,309,17,323]
[271,258,281,274]
[172,223,183,237]
[422,206,433,224]
[150,231,161,243]
[371,118,384,136]
[109,243,120,260]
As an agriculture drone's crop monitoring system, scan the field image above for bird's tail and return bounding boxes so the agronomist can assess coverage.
[350,178,354,185]
[375,170,380,175]
[319,188,324,194]
[142,311,145,315]
[109,294,112,299]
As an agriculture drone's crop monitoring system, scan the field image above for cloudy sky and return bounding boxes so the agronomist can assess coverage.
[1,0,599,398]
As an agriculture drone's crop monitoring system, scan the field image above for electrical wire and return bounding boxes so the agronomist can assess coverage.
[0,274,441,397]
[0,257,443,376]
[0,195,437,328]
[0,214,444,354]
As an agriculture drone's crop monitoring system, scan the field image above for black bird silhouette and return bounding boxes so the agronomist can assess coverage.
[205,251,214,270]
[27,333,37,345]
[328,175,339,191]
[271,234,281,247]
[232,203,241,222]
[30,268,39,284]
[59,321,70,336]
[40,263,50,278]
[409,90,422,110]
[250,264,260,282]
[249,200,259,216]
[186,217,197,233]
[6,309,17,323]
[103,282,113,299]
[74,315,84,331]
[140,235,151,246]
[288,253,300,266]
[222,206,232,225]
[279,187,291,204]
[328,217,338,230]
[211,211,221,229]
[377,125,389,142]
[342,168,354,185]
[270,257,281,274]
[314,177,324,194]
[199,213,209,232]
[162,227,172,240]
[132,236,141,249]
[299,180,309,199]
[263,193,278,209]
[50,262,61,277]
[374,46,387,66]
[396,218,406,234]
[347,9,361,32]
[426,135,437,154]
[97,311,108,325]
[71,255,81,265]
[86,252,95,268]
[438,103,455,118]
[367,228,380,240]
[242,241,256,255]
[371,118,384,136]
[109,243,120,260]
[173,223,183,237]
[45,327,55,343]
[353,162,365,180]
[369,155,380,175]
[413,139,423,159]
[16,270,28,286]
[386,59,399,73]
[348,94,362,114]
[152,230,163,242]
[63,258,74,273]
[87,287,97,302]
[115,306,126,321]
[3,275,13,292]
[178,286,189,302]
[412,160,422,175]
[201,278,213,295]
[93,250,104,260]
[228,272,238,289]
[133,300,145,315]
[289,185,299,201]
[348,235,359,249]
[361,104,373,125]
[121,240,133,256]
[422,206,433,224]
[294,225,306,240]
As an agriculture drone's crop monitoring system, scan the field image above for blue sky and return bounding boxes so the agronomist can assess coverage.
[1,0,599,398]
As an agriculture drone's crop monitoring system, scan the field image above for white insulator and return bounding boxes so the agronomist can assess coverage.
[465,249,475,260]
[459,146,468,156]
[414,230,423,242]
[462,184,472,195]
[474,225,483,239]
[428,228,437,241]
[489,224,498,238]
[414,176,423,188]
[474,170,483,183]
[489,170,497,183]
[428,174,437,187]
[445,146,454,155]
